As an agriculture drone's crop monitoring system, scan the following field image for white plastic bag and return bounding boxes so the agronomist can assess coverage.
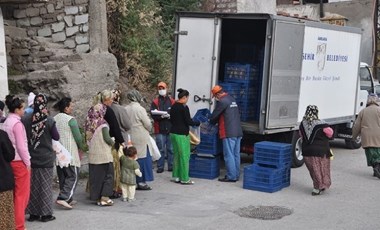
[52,140,72,168]
[149,136,161,161]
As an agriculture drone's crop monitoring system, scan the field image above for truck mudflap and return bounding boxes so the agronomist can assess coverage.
[335,126,362,149]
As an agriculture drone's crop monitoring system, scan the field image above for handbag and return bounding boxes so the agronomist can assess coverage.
[149,136,161,161]
[52,140,72,168]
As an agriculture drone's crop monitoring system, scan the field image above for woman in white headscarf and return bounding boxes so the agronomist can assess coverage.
[125,90,154,190]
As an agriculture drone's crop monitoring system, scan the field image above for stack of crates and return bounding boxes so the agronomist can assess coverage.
[224,63,260,121]
[190,109,222,180]
[243,141,292,193]
[189,154,220,179]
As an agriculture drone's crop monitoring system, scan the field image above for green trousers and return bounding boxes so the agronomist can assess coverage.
[170,133,191,182]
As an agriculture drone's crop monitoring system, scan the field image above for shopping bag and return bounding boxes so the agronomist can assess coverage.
[52,140,72,168]
[189,126,201,145]
[149,136,161,161]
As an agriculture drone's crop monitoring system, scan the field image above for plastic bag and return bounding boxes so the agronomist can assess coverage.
[189,126,201,145]
[52,140,72,168]
[149,136,161,161]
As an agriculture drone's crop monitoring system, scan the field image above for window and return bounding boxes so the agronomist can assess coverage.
[359,66,373,93]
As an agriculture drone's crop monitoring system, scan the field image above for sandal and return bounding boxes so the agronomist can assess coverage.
[97,198,114,206]
[170,178,180,183]
[311,189,322,196]
[180,180,194,185]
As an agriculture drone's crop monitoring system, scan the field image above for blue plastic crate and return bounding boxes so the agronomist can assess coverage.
[224,63,259,82]
[193,108,211,123]
[189,155,220,179]
[196,133,222,155]
[243,164,291,193]
[253,141,292,168]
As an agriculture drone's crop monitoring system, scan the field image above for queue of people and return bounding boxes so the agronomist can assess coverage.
[1,82,379,229]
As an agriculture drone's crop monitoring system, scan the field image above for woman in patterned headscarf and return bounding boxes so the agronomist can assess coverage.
[125,89,155,190]
[299,105,333,196]
[21,93,60,222]
[85,103,115,206]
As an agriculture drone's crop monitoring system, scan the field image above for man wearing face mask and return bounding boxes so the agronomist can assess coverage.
[210,85,243,182]
[150,82,175,173]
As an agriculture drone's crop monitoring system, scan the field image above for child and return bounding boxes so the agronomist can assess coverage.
[120,146,142,202]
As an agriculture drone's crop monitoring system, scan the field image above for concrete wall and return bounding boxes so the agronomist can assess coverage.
[277,0,374,65]
[237,0,276,14]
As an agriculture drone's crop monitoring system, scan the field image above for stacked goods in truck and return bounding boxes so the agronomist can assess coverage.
[223,63,261,121]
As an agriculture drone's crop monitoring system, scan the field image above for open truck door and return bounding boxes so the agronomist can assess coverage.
[266,20,305,167]
[265,20,304,129]
[173,15,221,116]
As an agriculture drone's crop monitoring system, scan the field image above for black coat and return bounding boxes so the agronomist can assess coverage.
[0,130,15,192]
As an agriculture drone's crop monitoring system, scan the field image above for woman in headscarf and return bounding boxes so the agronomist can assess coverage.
[22,93,60,222]
[94,90,125,198]
[85,103,115,206]
[2,95,27,230]
[353,93,380,179]
[299,105,333,196]
[169,88,200,185]
[53,97,86,209]
[125,89,154,190]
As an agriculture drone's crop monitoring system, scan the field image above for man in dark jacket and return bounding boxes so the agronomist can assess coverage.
[210,85,243,182]
[150,82,175,173]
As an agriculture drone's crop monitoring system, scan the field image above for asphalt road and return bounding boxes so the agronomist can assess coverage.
[26,140,380,230]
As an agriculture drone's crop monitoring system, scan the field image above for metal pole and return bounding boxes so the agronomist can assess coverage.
[374,0,379,80]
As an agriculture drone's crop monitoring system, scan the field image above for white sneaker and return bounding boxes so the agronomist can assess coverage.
[127,198,136,202]
[56,200,73,209]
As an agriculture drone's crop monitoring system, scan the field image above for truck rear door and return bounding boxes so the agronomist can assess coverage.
[266,20,304,128]
[173,15,221,116]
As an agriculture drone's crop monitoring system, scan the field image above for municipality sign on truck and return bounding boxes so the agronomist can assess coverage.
[0,9,8,100]
[173,12,374,167]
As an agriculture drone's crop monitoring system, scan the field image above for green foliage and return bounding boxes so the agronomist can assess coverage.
[116,0,202,87]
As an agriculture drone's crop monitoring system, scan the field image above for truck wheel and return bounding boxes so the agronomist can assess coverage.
[291,131,304,168]
[345,137,361,149]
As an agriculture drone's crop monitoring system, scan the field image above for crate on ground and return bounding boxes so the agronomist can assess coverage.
[254,141,292,168]
[189,154,220,179]
[196,132,222,155]
[243,163,291,193]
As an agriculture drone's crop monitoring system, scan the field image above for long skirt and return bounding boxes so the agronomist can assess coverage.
[304,156,331,190]
[364,147,380,166]
[170,133,191,182]
[136,149,154,184]
[27,167,54,216]
[89,162,114,201]
[0,190,15,230]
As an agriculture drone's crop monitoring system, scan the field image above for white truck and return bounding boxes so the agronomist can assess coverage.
[0,9,9,100]
[173,12,374,167]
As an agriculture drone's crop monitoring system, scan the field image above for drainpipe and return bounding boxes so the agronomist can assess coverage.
[320,0,324,18]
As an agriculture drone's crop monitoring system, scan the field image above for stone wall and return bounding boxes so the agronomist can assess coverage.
[4,0,90,72]
[214,0,237,13]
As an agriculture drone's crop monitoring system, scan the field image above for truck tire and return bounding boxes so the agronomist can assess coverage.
[291,131,304,168]
[345,136,361,149]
